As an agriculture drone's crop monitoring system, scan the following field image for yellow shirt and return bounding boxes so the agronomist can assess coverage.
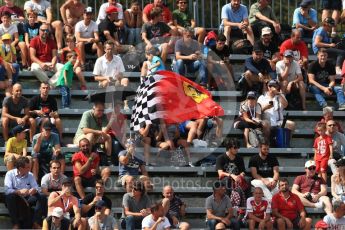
[0,44,16,62]
[5,137,27,156]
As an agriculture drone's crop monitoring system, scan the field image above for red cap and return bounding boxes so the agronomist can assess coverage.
[106,5,118,14]
[315,220,328,229]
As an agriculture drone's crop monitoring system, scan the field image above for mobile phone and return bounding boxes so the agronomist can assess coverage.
[269,101,273,105]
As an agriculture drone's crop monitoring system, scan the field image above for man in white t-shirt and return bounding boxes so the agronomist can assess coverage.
[257,80,295,133]
[75,7,103,68]
[96,0,124,28]
[24,0,63,50]
[93,40,128,88]
[323,199,345,229]
[276,49,306,110]
[142,200,171,230]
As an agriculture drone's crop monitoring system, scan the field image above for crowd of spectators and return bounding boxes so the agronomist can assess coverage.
[2,0,345,229]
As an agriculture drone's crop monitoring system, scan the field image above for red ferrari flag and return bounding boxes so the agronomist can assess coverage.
[130,70,224,130]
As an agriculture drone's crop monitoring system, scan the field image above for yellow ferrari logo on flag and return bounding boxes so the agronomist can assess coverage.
[183,82,208,103]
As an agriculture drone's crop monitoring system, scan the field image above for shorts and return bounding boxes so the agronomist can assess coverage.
[321,0,342,10]
[274,216,300,229]
[81,175,99,188]
[178,120,191,137]
[85,43,96,54]
[316,159,328,173]
[4,154,31,164]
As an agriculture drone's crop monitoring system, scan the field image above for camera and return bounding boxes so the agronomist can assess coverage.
[305,193,313,202]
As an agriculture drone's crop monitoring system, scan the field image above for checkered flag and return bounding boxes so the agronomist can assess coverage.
[130,74,165,131]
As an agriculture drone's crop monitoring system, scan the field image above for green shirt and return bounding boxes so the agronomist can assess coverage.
[57,61,74,87]
[173,9,192,28]
[248,2,277,24]
[74,110,108,140]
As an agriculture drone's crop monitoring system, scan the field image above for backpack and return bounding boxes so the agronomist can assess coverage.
[231,39,253,54]
[204,30,217,47]
[248,128,265,148]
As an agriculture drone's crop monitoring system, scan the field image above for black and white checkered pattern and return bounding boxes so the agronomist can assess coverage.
[130,74,165,131]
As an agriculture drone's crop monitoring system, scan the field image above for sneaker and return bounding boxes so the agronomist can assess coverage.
[188,162,195,167]
[80,85,87,90]
[321,103,328,109]
[314,200,323,209]
[339,104,345,111]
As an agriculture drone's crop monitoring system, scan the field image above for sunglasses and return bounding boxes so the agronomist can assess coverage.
[307,166,316,170]
[328,124,336,127]
[40,29,49,33]
[95,206,103,211]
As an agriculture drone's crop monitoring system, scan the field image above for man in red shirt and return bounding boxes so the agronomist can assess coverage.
[143,0,172,25]
[279,29,309,71]
[30,23,63,84]
[245,187,273,230]
[72,138,110,199]
[291,160,332,215]
[272,178,312,230]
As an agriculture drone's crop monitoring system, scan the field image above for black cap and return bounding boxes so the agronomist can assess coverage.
[95,200,106,208]
[213,180,226,190]
[61,177,73,186]
[300,0,312,7]
[12,125,29,135]
[253,43,263,52]
[324,17,335,26]
[268,79,279,87]
[335,157,345,167]
[246,91,257,99]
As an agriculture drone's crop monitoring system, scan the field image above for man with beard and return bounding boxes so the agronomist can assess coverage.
[72,138,111,199]
[142,200,172,230]
[29,23,63,84]
[88,200,118,230]
[29,82,63,142]
[255,27,279,71]
[248,142,279,200]
[272,178,312,230]
[2,83,35,142]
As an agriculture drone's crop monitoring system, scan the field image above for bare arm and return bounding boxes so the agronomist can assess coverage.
[314,35,335,48]
[30,47,44,66]
[60,1,71,25]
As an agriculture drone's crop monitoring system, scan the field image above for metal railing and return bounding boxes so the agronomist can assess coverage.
[3,0,321,29]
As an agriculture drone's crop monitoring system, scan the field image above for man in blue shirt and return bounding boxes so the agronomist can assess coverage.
[220,0,254,46]
[4,156,43,229]
[312,17,345,75]
[292,0,317,38]
[32,120,64,180]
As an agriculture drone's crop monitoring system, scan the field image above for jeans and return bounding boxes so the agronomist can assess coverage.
[309,84,345,107]
[121,215,143,230]
[60,86,71,108]
[206,218,241,230]
[5,193,43,226]
[0,63,20,84]
[175,59,207,84]
[127,27,141,45]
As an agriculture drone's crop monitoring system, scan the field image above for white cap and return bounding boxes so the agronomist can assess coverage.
[52,207,63,218]
[261,27,272,36]
[305,160,316,168]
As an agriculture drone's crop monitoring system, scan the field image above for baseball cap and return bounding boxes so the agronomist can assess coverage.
[253,43,263,52]
[304,160,316,168]
[324,17,335,26]
[284,50,294,57]
[84,6,93,13]
[246,91,257,99]
[314,220,328,229]
[106,5,118,14]
[95,200,106,209]
[1,33,11,40]
[52,207,64,218]
[261,27,272,36]
[61,177,73,186]
[12,125,29,135]
[267,79,279,87]
[335,157,345,167]
[300,0,312,7]
[42,121,52,130]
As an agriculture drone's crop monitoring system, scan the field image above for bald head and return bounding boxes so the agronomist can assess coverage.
[12,83,22,96]
[162,185,174,200]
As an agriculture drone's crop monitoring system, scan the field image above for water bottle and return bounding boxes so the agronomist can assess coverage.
[202,45,209,60]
